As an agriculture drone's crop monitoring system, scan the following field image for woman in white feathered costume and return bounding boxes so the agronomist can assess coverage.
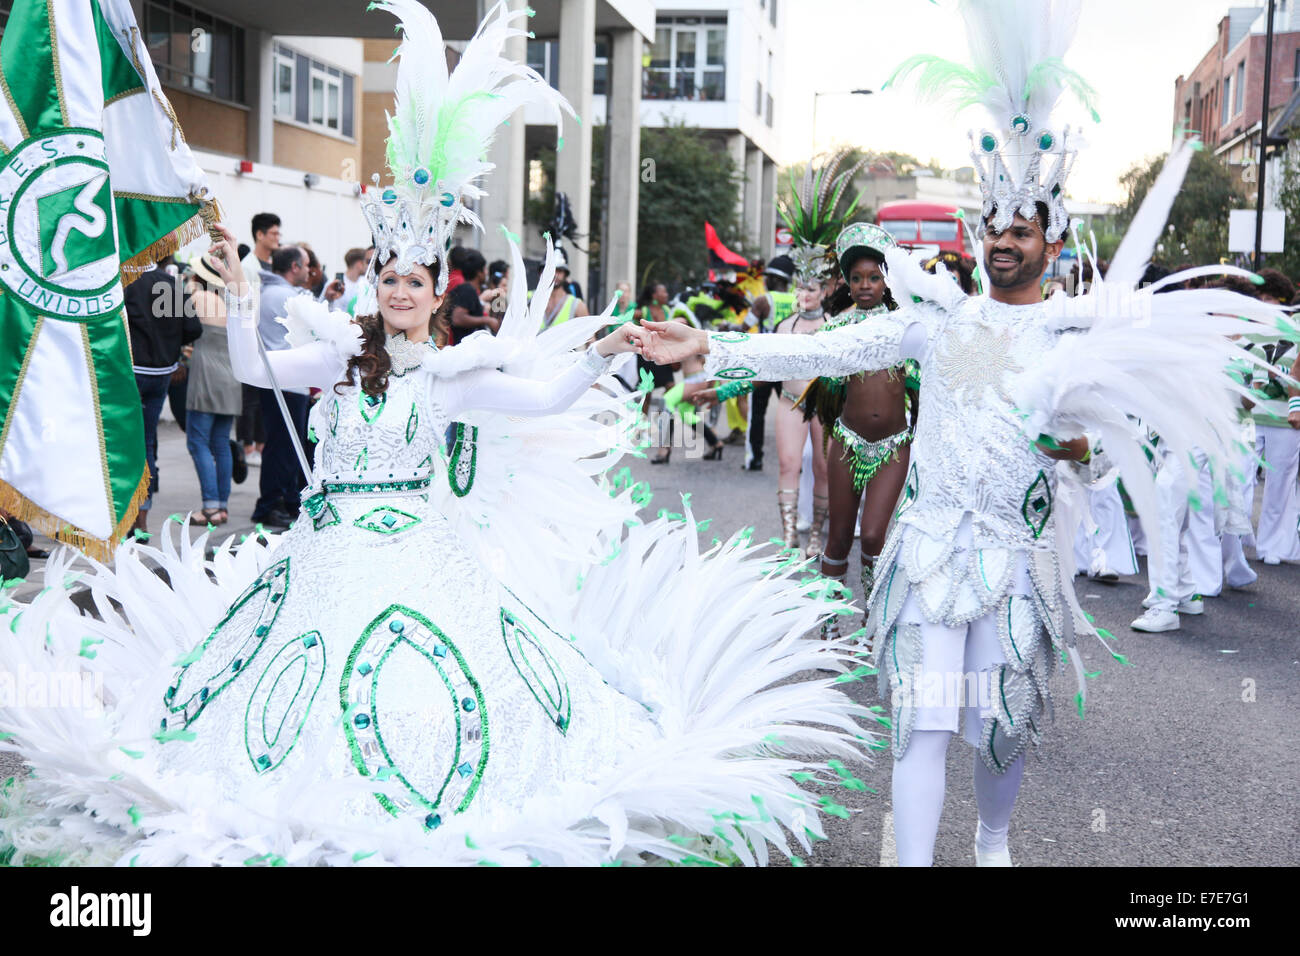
[0,1,874,867]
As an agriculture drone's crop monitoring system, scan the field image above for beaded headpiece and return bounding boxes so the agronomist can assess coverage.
[834,222,897,278]
[887,0,1099,243]
[360,0,573,293]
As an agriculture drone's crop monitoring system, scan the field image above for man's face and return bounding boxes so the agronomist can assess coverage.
[983,214,1061,292]
[257,225,281,251]
[306,259,323,288]
[289,251,310,288]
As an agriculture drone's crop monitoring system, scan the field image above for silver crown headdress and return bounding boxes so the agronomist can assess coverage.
[887,0,1099,243]
[779,150,870,285]
[361,0,573,293]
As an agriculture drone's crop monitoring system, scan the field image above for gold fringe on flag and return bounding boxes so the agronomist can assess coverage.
[0,467,151,566]
[118,197,226,289]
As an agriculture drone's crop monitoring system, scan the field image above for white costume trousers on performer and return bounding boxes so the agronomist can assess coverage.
[1220,439,1259,589]
[888,520,1029,866]
[1254,425,1300,562]
[1072,484,1138,576]
[1146,453,1217,611]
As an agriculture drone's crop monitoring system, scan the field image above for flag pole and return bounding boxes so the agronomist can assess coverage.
[253,326,313,484]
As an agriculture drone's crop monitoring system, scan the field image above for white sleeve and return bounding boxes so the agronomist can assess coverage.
[224,288,344,392]
[442,345,615,419]
[702,309,928,382]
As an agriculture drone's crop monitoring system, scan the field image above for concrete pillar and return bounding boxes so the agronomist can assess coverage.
[744,146,763,251]
[759,156,776,262]
[727,133,747,224]
[477,0,528,263]
[556,0,596,292]
[248,31,274,166]
[603,28,642,301]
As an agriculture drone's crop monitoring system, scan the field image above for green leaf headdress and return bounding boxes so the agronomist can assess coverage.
[886,0,1100,242]
[778,150,870,285]
[361,0,574,293]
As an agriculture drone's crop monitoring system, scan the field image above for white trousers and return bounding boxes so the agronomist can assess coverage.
[1219,441,1259,589]
[1254,426,1300,562]
[1146,454,1216,611]
[1073,484,1139,576]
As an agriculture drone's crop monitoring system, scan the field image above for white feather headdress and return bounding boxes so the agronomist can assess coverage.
[361,0,575,293]
[888,0,1100,241]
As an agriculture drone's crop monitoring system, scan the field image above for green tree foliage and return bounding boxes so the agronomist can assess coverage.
[1271,143,1300,281]
[1116,149,1244,266]
[525,123,745,292]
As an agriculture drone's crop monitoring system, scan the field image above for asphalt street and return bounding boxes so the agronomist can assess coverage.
[3,403,1298,866]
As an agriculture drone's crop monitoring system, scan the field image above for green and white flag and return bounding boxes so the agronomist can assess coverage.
[0,0,218,559]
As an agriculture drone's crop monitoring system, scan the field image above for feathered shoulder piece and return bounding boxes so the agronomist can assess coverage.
[886,0,1099,242]
[278,295,364,362]
[779,150,869,284]
[361,0,574,293]
[882,245,968,315]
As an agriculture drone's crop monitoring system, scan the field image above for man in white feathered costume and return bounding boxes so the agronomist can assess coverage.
[635,0,1294,866]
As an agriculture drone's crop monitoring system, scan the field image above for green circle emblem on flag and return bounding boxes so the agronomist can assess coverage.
[0,129,123,321]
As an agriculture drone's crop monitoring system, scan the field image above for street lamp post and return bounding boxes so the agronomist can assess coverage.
[813,89,873,153]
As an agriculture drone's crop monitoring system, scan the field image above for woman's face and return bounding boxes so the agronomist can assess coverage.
[847,256,886,310]
[796,281,822,313]
[378,262,442,337]
[653,284,669,305]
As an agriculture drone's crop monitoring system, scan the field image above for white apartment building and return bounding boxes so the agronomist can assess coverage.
[525,0,786,267]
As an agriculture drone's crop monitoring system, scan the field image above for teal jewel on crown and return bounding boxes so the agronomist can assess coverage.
[1010,114,1031,136]
[980,132,998,153]
[1037,131,1055,152]
[381,188,398,205]
[412,166,430,187]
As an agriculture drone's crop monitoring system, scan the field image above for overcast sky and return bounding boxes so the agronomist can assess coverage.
[781,0,1276,202]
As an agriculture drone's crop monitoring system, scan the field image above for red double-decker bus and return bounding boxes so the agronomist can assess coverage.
[875,200,967,256]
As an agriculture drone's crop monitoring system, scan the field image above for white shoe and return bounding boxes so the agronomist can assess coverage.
[1088,551,1120,583]
[1131,608,1180,632]
[974,838,1012,867]
[245,449,263,467]
[1262,556,1281,566]
[1141,593,1159,610]
[1177,597,1203,615]
[796,516,812,533]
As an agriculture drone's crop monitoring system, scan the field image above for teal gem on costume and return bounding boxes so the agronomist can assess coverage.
[389,619,405,633]
[1038,131,1055,151]
[164,685,176,701]
[381,188,398,204]
[413,167,430,186]
[432,644,447,658]
[354,505,420,536]
[381,514,397,528]
[1051,183,1062,198]
[357,662,372,676]
[232,659,242,673]
[462,697,475,712]
[301,633,319,649]
[1011,114,1030,135]
[425,813,442,830]
[440,191,455,207]
[457,762,474,778]
[255,754,272,772]
[255,624,269,637]
[199,687,209,701]
[980,133,998,153]
[354,712,371,730]
[1021,470,1053,539]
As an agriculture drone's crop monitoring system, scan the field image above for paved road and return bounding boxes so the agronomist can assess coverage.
[4,406,1298,866]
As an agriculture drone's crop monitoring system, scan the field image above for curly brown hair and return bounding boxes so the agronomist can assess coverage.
[335,263,452,398]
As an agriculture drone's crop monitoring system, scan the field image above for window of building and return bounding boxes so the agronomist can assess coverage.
[1294,48,1299,88]
[645,16,727,101]
[144,1,244,103]
[1221,76,1231,127]
[770,0,778,28]
[272,43,354,139]
[1234,61,1244,115]
[594,38,609,96]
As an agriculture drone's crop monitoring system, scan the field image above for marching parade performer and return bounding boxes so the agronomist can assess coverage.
[635,0,1294,866]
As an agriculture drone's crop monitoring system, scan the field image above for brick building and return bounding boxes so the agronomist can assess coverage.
[1173,2,1300,191]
